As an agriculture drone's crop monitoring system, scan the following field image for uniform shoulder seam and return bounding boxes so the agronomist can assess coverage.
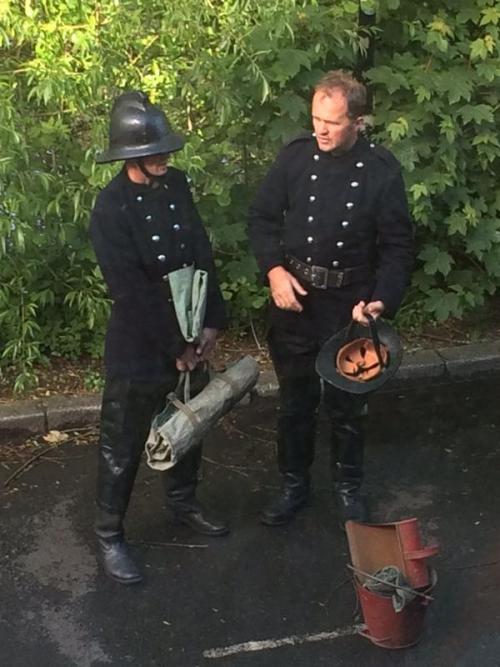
[370,143,401,170]
[284,132,313,148]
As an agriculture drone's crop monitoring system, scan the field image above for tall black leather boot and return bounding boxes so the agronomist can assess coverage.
[260,415,315,526]
[260,471,311,526]
[263,332,321,526]
[95,377,168,583]
[163,446,229,536]
[97,378,165,515]
[329,399,369,526]
[95,510,142,585]
[324,385,368,528]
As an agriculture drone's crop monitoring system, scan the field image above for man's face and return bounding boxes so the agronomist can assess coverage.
[142,153,169,176]
[311,89,361,153]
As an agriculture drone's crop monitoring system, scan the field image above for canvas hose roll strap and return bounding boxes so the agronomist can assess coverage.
[166,372,200,430]
[167,264,208,342]
[145,356,260,470]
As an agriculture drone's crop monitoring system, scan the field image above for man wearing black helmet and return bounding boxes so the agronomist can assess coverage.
[90,92,228,585]
[248,71,413,529]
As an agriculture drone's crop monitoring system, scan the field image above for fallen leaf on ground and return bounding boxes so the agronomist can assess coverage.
[43,430,69,444]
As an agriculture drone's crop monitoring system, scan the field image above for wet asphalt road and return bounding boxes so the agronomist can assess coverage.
[1,378,500,667]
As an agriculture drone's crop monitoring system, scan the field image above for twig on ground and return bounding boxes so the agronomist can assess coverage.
[403,346,423,354]
[59,425,98,434]
[35,456,66,466]
[3,445,57,487]
[249,315,263,352]
[441,321,479,338]
[129,540,208,549]
[202,456,250,478]
[225,425,274,445]
[204,457,262,472]
[251,481,280,491]
[254,426,277,434]
[44,454,85,461]
[319,578,350,606]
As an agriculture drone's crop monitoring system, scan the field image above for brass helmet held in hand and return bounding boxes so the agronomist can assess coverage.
[316,315,402,394]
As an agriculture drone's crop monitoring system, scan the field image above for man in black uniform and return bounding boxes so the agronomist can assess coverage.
[90,92,228,585]
[248,71,413,527]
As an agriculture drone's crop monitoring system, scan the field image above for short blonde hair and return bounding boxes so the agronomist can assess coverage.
[314,70,367,119]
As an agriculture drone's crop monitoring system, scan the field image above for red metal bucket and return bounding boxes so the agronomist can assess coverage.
[355,572,436,649]
[346,518,439,589]
[396,518,439,589]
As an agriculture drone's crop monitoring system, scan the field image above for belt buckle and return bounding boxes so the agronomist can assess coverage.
[333,270,345,288]
[311,265,329,289]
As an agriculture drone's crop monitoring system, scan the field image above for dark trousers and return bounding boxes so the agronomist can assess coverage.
[96,367,208,517]
[267,328,367,486]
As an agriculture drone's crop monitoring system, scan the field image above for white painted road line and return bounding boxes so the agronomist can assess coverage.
[203,623,363,659]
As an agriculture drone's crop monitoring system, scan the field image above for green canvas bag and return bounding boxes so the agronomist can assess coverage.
[167,264,208,342]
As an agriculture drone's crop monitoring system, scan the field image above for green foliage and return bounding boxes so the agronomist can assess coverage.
[0,0,499,390]
[366,0,500,322]
[83,369,105,392]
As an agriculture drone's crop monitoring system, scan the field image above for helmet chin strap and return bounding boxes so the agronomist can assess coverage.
[137,158,161,187]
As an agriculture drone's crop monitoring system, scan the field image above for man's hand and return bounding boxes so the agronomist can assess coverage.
[176,344,199,371]
[352,300,385,325]
[268,266,308,313]
[195,327,218,361]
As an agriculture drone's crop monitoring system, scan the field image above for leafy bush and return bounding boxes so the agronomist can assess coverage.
[367,0,500,322]
[0,0,499,389]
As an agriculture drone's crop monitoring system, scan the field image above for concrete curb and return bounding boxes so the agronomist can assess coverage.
[1,341,500,443]
[0,394,102,444]
[254,341,500,396]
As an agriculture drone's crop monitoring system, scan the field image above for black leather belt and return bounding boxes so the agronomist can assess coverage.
[285,255,372,289]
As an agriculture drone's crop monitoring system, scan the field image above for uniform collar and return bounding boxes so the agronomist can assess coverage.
[329,135,369,160]
[119,167,170,198]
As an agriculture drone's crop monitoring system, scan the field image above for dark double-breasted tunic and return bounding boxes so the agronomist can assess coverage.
[248,134,414,341]
[90,168,227,380]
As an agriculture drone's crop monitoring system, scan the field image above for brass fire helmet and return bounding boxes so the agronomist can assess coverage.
[336,337,389,382]
[316,316,402,395]
[95,91,184,164]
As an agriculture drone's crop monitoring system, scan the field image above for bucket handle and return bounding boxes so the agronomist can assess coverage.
[346,564,435,602]
[358,627,392,643]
